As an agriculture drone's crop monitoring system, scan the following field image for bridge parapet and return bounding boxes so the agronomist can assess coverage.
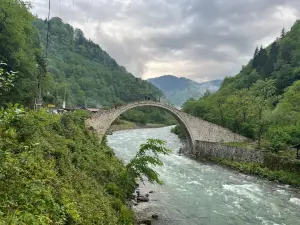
[86,101,248,153]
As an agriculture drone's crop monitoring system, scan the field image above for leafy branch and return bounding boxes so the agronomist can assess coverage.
[126,139,171,185]
[0,62,17,96]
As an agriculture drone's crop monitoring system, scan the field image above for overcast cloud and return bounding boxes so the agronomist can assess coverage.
[28,0,300,82]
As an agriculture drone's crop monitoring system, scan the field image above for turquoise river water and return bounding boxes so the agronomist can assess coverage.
[107,126,300,225]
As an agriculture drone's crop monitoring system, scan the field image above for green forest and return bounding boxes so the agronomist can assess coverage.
[181,21,300,152]
[2,0,300,223]
[0,107,136,224]
[0,1,172,224]
[32,17,163,108]
[0,0,175,125]
[1,0,163,108]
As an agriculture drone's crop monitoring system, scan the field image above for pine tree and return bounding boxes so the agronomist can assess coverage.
[264,42,278,77]
[281,42,292,63]
[256,46,268,76]
[252,47,259,68]
[281,28,286,38]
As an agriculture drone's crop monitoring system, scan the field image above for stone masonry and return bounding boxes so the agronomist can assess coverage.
[194,140,264,163]
[85,101,247,153]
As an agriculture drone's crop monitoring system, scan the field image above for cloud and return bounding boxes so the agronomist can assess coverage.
[29,0,300,82]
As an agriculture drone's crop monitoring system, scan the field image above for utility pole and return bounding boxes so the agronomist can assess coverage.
[35,64,43,110]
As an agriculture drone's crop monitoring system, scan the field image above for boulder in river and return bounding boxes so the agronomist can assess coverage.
[138,219,151,225]
[131,200,138,206]
[137,196,149,202]
[152,214,159,220]
[149,191,154,193]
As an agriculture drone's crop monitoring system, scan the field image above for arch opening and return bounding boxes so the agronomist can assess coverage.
[88,101,195,151]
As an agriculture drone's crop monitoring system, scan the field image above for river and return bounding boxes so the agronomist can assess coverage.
[107,126,300,225]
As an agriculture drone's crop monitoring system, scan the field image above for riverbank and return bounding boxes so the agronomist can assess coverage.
[196,156,300,187]
[107,119,167,133]
[192,140,300,187]
[171,125,300,188]
[0,108,136,224]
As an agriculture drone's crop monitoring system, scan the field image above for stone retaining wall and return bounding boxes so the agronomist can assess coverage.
[194,140,264,163]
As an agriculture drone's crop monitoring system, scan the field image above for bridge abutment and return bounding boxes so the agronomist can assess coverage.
[86,101,247,153]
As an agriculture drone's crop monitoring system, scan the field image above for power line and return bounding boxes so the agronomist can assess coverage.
[45,0,51,60]
[36,0,51,110]
[84,0,93,35]
[58,0,61,18]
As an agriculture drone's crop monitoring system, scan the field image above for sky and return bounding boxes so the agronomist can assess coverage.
[28,0,300,82]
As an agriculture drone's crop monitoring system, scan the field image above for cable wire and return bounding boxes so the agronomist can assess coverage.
[84,0,93,35]
[45,0,51,60]
[58,0,61,18]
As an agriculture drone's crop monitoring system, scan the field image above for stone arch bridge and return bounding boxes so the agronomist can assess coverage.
[85,101,247,152]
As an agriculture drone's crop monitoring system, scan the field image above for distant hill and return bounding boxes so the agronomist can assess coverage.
[148,75,222,107]
[32,17,163,108]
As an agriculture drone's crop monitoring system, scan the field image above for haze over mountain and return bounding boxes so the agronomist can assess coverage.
[148,75,222,107]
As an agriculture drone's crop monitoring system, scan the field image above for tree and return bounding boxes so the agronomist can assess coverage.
[0,62,16,97]
[250,79,276,146]
[277,80,300,113]
[0,0,41,106]
[280,42,292,63]
[202,89,211,98]
[244,69,260,88]
[126,139,171,185]
[265,42,279,77]
[256,47,268,76]
[281,28,286,38]
[252,47,259,68]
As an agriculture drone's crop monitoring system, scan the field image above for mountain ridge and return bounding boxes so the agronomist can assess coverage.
[148,75,222,107]
[32,17,164,108]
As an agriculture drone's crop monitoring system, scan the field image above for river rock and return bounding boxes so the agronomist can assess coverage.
[149,191,154,193]
[152,214,159,220]
[131,200,138,206]
[145,194,149,197]
[138,219,151,225]
[131,194,136,199]
[137,196,149,202]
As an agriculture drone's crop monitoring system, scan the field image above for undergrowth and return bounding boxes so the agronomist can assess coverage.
[0,107,136,224]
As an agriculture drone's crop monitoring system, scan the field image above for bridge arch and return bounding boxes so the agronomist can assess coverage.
[86,101,195,148]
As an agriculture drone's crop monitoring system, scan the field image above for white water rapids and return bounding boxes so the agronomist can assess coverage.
[107,126,300,225]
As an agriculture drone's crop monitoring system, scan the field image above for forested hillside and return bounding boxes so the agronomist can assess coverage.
[0,1,163,108]
[0,1,171,223]
[33,17,163,107]
[182,20,300,151]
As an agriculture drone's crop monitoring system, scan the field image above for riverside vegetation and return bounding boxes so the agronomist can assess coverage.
[0,0,173,126]
[0,1,172,224]
[0,105,170,224]
[173,21,300,186]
